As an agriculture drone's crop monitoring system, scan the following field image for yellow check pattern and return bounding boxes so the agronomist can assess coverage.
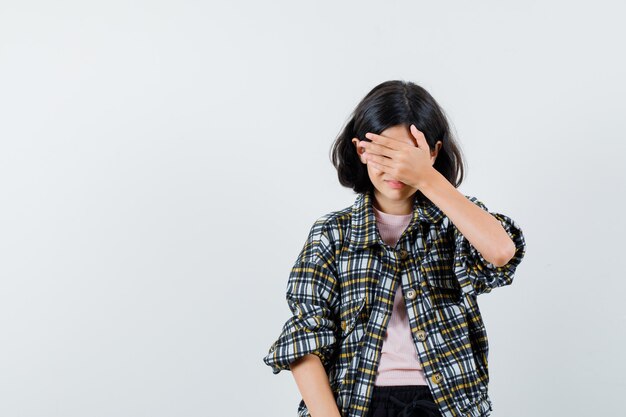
[263,189,526,417]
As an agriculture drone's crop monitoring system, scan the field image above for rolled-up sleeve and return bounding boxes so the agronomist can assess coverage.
[263,221,340,374]
[452,195,527,296]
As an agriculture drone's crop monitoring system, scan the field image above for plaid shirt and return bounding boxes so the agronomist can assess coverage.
[263,189,526,417]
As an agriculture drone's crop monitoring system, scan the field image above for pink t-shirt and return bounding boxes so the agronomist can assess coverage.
[372,204,429,386]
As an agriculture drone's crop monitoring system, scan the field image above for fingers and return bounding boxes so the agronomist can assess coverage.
[410,124,430,151]
[359,140,394,159]
[364,153,393,171]
[364,132,401,151]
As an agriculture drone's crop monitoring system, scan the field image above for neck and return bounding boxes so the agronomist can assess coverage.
[372,190,414,215]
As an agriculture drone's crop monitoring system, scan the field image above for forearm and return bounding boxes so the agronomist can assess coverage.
[418,167,516,266]
[290,354,342,417]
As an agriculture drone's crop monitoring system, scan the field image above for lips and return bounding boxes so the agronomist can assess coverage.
[385,180,405,188]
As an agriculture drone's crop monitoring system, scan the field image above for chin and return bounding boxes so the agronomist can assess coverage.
[376,186,414,197]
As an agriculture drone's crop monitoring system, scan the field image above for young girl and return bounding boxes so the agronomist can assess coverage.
[263,80,526,417]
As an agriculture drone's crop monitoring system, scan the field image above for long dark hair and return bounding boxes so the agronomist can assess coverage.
[330,80,466,197]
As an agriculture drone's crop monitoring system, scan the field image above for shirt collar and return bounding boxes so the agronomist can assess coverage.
[348,189,444,253]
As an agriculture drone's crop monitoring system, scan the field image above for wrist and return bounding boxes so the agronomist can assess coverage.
[416,166,441,191]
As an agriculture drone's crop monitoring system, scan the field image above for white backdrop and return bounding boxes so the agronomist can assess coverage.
[1,1,625,416]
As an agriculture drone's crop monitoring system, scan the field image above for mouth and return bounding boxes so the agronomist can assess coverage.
[384,180,405,188]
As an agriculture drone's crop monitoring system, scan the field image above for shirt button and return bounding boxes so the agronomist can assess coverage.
[398,249,409,260]
[405,288,417,300]
[416,330,427,341]
[431,372,444,384]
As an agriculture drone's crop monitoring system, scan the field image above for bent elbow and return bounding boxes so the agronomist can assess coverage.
[493,239,517,267]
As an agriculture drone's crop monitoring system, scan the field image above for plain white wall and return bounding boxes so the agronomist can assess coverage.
[1,1,624,416]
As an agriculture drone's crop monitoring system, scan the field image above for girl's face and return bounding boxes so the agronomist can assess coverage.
[351,124,442,213]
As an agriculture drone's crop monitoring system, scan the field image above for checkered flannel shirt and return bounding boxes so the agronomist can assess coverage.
[262,189,526,417]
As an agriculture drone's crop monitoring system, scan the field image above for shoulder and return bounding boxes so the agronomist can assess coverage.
[296,204,352,265]
[463,194,489,211]
[310,204,352,241]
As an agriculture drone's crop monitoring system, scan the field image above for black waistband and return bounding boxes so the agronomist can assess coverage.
[372,384,431,394]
